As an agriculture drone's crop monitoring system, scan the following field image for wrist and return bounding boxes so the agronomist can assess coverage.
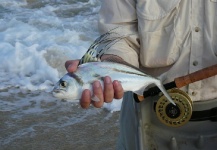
[101,54,123,61]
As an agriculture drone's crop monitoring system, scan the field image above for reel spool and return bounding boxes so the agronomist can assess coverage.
[156,89,193,127]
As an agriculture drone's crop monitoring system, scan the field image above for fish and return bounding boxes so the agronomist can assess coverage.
[53,27,175,105]
[52,60,176,105]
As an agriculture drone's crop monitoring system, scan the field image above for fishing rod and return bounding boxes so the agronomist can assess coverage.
[135,64,217,102]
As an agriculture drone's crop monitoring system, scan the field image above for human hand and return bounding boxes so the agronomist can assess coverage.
[65,55,124,109]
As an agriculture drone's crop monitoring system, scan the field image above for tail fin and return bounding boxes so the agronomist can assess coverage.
[155,81,176,105]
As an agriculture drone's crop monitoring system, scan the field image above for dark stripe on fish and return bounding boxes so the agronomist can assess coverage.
[112,68,147,77]
[88,75,105,84]
[102,56,152,77]
[93,73,101,78]
[68,73,84,86]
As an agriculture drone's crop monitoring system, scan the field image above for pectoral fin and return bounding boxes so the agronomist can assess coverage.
[91,95,100,102]
[134,89,144,96]
[134,85,150,96]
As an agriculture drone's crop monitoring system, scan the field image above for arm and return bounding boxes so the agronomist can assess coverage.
[98,0,140,67]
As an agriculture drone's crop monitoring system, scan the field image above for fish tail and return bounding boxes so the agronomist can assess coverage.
[155,81,176,106]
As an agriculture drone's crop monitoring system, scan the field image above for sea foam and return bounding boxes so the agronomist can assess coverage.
[0,0,122,112]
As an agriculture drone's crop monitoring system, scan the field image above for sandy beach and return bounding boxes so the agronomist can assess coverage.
[0,89,120,150]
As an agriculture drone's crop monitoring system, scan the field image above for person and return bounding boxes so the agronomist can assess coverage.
[65,0,217,149]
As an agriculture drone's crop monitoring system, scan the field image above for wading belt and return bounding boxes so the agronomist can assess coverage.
[134,64,217,126]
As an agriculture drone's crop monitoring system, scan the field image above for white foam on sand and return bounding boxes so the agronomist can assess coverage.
[0,0,122,112]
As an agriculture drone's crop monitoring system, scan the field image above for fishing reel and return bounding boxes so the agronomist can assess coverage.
[155,89,193,127]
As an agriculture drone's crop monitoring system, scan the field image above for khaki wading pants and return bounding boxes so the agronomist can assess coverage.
[117,92,217,150]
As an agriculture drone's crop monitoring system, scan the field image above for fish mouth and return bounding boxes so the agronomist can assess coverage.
[52,89,62,93]
[52,89,65,94]
[52,85,66,92]
[52,87,66,97]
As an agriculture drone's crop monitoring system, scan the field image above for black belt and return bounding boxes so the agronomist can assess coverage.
[190,107,217,121]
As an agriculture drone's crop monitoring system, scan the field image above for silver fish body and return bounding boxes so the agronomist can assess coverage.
[53,61,175,105]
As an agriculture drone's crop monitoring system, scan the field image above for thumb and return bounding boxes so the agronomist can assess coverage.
[65,60,79,72]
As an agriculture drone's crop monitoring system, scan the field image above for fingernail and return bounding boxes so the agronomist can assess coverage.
[114,80,120,86]
[67,64,72,70]
[94,81,100,88]
[105,77,111,84]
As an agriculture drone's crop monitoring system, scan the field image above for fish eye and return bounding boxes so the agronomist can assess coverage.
[60,81,67,88]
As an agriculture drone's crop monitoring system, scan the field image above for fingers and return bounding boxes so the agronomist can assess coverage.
[113,80,124,99]
[80,77,123,109]
[80,89,91,109]
[91,81,104,108]
[80,81,105,109]
[103,76,114,103]
[65,60,79,72]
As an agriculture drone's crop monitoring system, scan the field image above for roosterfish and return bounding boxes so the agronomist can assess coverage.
[52,28,175,105]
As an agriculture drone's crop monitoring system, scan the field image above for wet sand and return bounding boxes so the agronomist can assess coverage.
[0,89,120,150]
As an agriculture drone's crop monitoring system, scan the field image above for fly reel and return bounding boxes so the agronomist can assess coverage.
[156,89,193,127]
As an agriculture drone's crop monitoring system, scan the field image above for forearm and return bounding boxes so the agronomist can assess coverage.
[102,39,139,67]
[98,0,140,67]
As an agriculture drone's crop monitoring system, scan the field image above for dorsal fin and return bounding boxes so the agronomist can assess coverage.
[79,27,133,65]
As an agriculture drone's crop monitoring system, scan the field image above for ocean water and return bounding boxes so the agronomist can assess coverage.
[0,0,122,149]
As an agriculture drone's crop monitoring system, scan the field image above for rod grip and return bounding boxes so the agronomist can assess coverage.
[175,64,217,88]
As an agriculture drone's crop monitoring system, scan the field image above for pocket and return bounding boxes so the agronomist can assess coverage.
[136,0,181,20]
[140,23,180,68]
[136,0,181,68]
